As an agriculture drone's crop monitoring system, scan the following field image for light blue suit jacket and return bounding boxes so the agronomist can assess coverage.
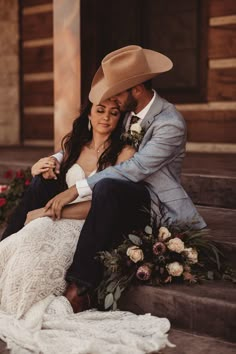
[87,94,206,229]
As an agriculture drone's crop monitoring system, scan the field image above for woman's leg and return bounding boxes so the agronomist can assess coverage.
[66,178,151,289]
[1,176,60,240]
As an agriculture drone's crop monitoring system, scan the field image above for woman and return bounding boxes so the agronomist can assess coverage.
[0,100,171,354]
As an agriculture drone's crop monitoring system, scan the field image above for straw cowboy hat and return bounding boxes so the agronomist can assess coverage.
[89,45,173,104]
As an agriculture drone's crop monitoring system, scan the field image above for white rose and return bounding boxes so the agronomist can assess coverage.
[167,237,185,253]
[184,247,198,264]
[126,246,144,263]
[130,122,142,134]
[158,226,171,241]
[166,262,184,277]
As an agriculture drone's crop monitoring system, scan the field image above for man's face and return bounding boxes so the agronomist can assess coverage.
[110,89,137,112]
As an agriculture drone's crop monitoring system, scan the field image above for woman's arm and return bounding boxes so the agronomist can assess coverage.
[25,200,91,224]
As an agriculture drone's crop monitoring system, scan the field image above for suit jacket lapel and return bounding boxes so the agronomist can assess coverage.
[141,94,164,131]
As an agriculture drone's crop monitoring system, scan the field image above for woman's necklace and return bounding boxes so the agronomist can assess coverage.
[88,141,106,158]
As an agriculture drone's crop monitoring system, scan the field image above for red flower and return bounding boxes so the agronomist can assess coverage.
[16,170,24,179]
[0,185,8,193]
[0,198,7,207]
[24,179,31,186]
[3,169,13,179]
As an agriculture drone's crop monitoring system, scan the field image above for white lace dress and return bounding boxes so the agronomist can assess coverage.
[0,164,173,354]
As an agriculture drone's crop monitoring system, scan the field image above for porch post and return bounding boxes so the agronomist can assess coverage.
[53,0,81,151]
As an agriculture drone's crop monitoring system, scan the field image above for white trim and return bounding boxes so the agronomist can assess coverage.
[23,139,54,147]
[210,15,236,26]
[23,38,53,48]
[176,102,236,111]
[23,4,53,15]
[186,142,236,153]
[209,58,236,69]
[24,72,54,81]
[24,107,54,114]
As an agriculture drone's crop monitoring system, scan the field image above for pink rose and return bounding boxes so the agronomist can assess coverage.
[153,242,166,255]
[136,264,152,281]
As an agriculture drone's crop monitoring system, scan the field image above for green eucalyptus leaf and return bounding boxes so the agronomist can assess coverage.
[114,285,121,301]
[112,301,117,311]
[144,225,153,235]
[107,281,118,293]
[128,234,142,246]
[104,293,114,309]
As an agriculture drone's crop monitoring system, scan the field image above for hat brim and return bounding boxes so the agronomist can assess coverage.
[89,49,173,104]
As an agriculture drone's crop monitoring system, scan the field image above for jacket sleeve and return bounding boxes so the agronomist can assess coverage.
[87,116,186,189]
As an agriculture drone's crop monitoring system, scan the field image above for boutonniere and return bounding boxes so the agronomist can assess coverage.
[121,122,145,150]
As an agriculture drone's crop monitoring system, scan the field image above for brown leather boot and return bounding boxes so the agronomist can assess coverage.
[64,282,91,313]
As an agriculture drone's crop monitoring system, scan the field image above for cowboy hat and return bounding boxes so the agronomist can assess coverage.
[89,45,173,103]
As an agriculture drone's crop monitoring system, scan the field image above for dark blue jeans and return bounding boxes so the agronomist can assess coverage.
[66,178,151,289]
[1,176,60,240]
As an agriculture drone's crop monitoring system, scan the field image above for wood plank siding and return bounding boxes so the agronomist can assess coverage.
[178,0,236,147]
[20,0,53,145]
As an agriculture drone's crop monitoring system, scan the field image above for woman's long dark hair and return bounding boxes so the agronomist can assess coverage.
[59,100,125,190]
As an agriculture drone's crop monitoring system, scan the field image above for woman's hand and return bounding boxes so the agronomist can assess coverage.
[25,207,53,225]
[31,157,60,179]
[45,186,79,220]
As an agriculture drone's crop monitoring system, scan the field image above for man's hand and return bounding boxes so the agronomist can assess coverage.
[31,157,60,179]
[44,185,78,219]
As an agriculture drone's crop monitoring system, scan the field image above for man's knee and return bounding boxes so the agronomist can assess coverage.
[93,178,127,199]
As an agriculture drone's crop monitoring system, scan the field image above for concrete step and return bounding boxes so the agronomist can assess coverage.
[119,280,236,343]
[182,153,236,209]
[163,329,236,354]
[197,206,236,266]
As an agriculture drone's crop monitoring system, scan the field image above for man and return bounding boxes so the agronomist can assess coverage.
[44,45,206,310]
[2,45,206,311]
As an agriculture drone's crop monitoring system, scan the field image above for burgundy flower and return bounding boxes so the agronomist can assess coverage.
[16,170,24,179]
[3,169,13,179]
[25,179,31,186]
[136,264,152,281]
[0,198,7,207]
[153,241,166,255]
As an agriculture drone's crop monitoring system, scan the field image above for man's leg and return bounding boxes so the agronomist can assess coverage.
[66,178,151,291]
[1,176,60,240]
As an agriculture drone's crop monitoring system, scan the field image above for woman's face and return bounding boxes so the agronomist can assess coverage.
[89,100,121,135]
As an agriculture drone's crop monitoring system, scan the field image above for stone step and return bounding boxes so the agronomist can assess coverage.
[197,206,236,266]
[119,280,236,343]
[182,152,236,209]
[163,329,236,354]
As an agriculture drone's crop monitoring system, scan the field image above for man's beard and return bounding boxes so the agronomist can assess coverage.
[123,91,137,112]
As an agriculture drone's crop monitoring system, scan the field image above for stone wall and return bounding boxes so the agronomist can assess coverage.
[0,0,19,145]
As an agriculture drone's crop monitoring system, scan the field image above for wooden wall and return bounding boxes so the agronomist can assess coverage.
[0,0,20,145]
[20,0,53,146]
[177,0,236,151]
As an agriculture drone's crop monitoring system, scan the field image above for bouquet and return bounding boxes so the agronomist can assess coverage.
[0,168,32,226]
[96,223,234,311]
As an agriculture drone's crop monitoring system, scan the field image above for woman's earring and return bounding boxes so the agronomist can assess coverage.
[88,119,91,131]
